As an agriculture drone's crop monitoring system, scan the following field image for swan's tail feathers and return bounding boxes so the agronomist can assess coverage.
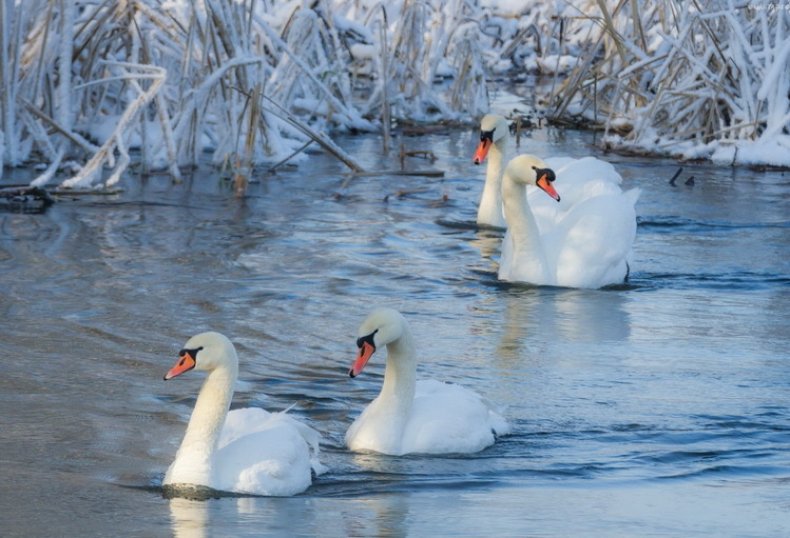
[489,409,512,437]
[277,413,328,476]
[624,187,641,207]
[279,402,298,415]
[310,456,329,477]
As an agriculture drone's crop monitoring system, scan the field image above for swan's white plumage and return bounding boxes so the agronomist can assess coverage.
[163,332,325,497]
[346,308,510,456]
[499,155,639,289]
[473,114,639,289]
[347,379,509,455]
[474,115,510,228]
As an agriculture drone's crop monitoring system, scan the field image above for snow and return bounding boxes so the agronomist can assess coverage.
[480,0,529,17]
[349,43,376,61]
[537,55,579,75]
[723,137,790,168]
[333,15,374,44]
[0,0,788,188]
[710,145,737,166]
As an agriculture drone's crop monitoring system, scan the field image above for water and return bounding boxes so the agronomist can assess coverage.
[1,127,788,537]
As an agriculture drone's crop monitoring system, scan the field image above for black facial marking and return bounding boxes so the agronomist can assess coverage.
[531,166,556,183]
[178,346,204,362]
[356,330,378,351]
[479,129,494,143]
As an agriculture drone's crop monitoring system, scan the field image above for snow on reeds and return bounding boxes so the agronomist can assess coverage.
[548,1,790,167]
[1,0,788,189]
[0,0,497,188]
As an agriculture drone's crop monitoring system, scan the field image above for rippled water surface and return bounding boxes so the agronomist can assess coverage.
[1,127,788,537]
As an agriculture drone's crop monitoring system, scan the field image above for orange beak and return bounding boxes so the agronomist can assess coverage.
[537,174,561,202]
[349,341,376,378]
[164,351,197,380]
[473,139,492,165]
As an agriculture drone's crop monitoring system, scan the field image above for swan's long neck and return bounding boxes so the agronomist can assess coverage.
[501,173,551,283]
[164,365,236,486]
[378,328,417,435]
[477,141,506,227]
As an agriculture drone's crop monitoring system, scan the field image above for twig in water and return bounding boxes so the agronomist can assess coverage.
[268,140,315,173]
[669,167,683,186]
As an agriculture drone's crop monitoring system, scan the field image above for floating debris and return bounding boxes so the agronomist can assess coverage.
[0,186,55,213]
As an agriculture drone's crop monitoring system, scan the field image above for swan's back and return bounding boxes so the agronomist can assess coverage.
[346,380,510,455]
[214,408,324,496]
[401,380,511,455]
[551,189,639,288]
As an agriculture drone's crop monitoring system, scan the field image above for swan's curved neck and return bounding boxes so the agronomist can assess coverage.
[378,327,417,427]
[165,364,237,485]
[477,140,506,227]
[502,173,550,282]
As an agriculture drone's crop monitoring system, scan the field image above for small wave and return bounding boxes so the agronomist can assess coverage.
[435,217,506,235]
[638,216,790,232]
[629,271,790,290]
[657,463,787,481]
[435,218,477,231]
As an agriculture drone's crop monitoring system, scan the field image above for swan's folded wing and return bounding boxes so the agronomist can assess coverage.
[215,420,314,496]
[273,411,328,476]
[402,380,510,454]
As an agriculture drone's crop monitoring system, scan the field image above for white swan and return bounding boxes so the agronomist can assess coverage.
[162,331,325,497]
[499,155,638,288]
[473,114,511,228]
[345,308,510,455]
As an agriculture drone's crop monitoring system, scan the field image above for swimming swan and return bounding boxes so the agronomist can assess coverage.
[498,154,638,288]
[346,308,510,455]
[162,331,325,497]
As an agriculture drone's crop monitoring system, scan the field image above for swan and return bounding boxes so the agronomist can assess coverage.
[162,331,326,497]
[499,155,638,288]
[345,308,510,455]
[473,114,511,228]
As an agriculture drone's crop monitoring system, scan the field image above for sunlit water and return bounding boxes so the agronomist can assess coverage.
[1,127,788,537]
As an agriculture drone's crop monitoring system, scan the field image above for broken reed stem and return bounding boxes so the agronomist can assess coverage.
[62,62,166,188]
[21,98,99,153]
[267,139,313,172]
[261,94,366,174]
[379,4,390,155]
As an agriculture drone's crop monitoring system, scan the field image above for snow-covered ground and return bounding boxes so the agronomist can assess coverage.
[0,0,787,188]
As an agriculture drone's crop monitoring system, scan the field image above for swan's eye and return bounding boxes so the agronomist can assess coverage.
[356,330,378,350]
[178,346,204,362]
[479,129,494,143]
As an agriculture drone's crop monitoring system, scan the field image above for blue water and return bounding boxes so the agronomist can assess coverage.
[0,127,788,536]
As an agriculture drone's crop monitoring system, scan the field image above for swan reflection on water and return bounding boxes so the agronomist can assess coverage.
[342,494,410,538]
[168,494,321,537]
[169,497,208,538]
[167,488,410,538]
[488,286,631,363]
